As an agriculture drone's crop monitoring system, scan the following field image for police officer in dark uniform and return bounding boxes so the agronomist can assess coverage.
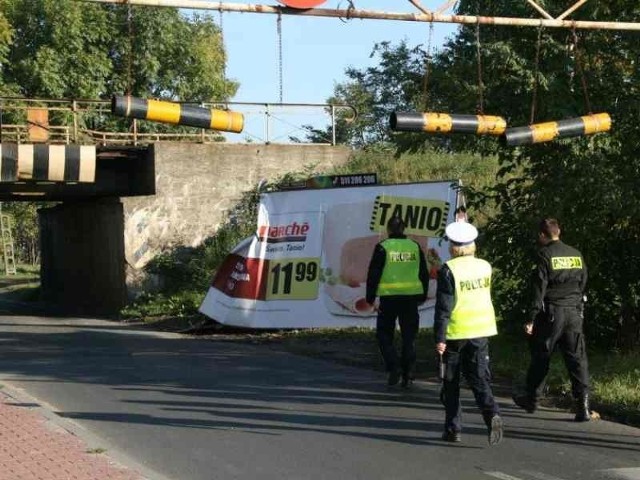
[366,216,430,388]
[513,218,591,422]
[434,220,503,446]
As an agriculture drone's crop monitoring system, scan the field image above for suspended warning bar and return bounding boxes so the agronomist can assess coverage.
[390,112,507,136]
[0,144,96,183]
[503,112,611,146]
[111,95,244,133]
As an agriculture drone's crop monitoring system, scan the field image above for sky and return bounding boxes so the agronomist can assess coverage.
[192,1,459,143]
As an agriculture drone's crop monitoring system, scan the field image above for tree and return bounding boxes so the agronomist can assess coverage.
[0,1,238,102]
[0,9,14,94]
[449,1,640,348]
[318,1,640,348]
[300,41,429,149]
[0,1,241,267]
[2,0,112,98]
[106,8,237,102]
[3,202,43,265]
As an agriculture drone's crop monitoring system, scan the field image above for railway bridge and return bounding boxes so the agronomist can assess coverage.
[0,97,352,314]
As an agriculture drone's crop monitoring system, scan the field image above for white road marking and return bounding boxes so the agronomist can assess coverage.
[484,472,525,480]
[520,470,568,480]
[598,468,640,480]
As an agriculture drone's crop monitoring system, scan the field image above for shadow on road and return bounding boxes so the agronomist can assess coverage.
[0,322,638,456]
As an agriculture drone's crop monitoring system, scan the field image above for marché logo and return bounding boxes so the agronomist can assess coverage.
[258,222,310,243]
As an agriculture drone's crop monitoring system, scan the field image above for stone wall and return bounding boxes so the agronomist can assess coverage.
[122,143,351,280]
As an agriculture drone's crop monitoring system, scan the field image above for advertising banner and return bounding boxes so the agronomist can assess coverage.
[199,180,460,329]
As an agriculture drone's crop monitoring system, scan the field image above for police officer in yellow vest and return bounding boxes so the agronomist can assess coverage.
[366,216,430,388]
[434,221,503,445]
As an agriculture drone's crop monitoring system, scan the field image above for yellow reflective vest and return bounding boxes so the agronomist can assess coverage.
[376,238,424,296]
[445,255,497,339]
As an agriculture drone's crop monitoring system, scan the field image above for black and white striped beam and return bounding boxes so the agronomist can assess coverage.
[503,113,612,146]
[390,112,507,136]
[0,144,96,183]
[111,95,244,133]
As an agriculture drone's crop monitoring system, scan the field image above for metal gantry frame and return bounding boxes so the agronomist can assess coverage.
[0,96,358,146]
[78,0,640,31]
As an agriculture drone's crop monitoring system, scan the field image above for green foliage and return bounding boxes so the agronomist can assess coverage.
[120,291,203,319]
[304,1,640,349]
[0,9,13,66]
[301,41,429,149]
[2,202,49,265]
[335,149,498,189]
[452,3,640,347]
[2,0,112,98]
[0,1,237,105]
[490,330,640,424]
[106,8,237,101]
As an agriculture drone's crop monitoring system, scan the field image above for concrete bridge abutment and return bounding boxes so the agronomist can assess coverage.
[29,142,351,315]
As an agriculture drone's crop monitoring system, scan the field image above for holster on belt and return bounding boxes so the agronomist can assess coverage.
[540,302,555,323]
[437,353,446,381]
[437,353,447,405]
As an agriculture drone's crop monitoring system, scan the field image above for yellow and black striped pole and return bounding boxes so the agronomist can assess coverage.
[111,95,244,133]
[503,113,611,146]
[390,112,507,136]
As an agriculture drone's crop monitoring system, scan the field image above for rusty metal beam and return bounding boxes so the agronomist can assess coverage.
[408,0,431,16]
[557,0,588,21]
[78,0,640,31]
[526,0,554,20]
[435,0,458,15]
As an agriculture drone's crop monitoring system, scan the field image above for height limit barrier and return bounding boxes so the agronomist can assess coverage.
[390,112,507,136]
[503,113,611,146]
[111,95,244,133]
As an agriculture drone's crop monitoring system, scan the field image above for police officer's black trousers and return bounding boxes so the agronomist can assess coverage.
[442,338,499,433]
[376,297,419,376]
[526,304,590,400]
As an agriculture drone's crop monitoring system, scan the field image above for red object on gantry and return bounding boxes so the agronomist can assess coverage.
[279,0,327,8]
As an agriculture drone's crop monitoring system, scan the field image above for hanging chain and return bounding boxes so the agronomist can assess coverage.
[219,6,229,103]
[566,33,575,92]
[126,0,134,95]
[421,21,434,111]
[277,12,284,104]
[571,26,593,114]
[530,25,543,124]
[475,17,484,114]
[338,0,356,23]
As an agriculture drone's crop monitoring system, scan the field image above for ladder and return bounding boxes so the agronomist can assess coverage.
[0,203,17,275]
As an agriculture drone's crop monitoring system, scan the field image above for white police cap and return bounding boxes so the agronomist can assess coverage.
[445,221,478,245]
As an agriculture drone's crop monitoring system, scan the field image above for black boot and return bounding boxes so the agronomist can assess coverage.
[512,392,537,414]
[574,394,591,422]
[401,370,414,389]
[441,429,462,442]
[387,370,401,387]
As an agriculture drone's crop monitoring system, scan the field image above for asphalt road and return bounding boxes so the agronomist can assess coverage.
[0,316,639,480]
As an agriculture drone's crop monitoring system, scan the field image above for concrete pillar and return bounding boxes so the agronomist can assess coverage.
[39,198,126,315]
